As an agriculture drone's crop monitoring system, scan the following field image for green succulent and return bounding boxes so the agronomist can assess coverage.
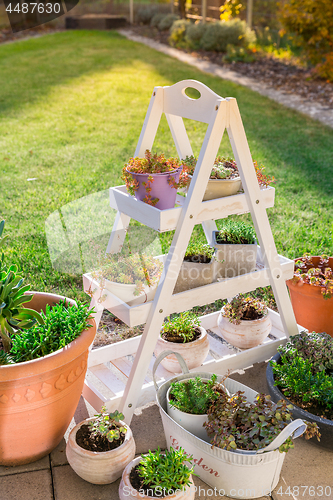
[0,220,44,353]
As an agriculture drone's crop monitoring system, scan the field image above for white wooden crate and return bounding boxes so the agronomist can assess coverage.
[83,308,304,413]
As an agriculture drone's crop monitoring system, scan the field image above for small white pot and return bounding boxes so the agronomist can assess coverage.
[154,327,209,373]
[174,259,215,294]
[166,384,210,442]
[119,455,195,500]
[66,417,136,484]
[213,231,257,279]
[217,306,272,349]
[203,177,242,201]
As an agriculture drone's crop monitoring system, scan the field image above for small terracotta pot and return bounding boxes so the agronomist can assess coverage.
[127,168,181,210]
[154,327,210,373]
[217,306,271,349]
[119,455,195,500]
[286,257,333,337]
[0,292,96,466]
[66,418,136,484]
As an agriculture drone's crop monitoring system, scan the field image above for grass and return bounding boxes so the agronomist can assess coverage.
[1,30,333,304]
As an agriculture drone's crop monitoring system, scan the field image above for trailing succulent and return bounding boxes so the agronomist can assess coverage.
[270,332,333,417]
[204,391,320,453]
[161,311,201,343]
[169,374,219,414]
[291,254,333,299]
[223,293,267,324]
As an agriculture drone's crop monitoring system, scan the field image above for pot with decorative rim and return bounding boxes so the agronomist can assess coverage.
[66,417,136,484]
[0,292,96,466]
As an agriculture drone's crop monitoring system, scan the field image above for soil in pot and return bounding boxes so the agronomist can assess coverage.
[76,424,126,452]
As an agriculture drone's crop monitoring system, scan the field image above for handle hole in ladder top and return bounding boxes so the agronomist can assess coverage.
[183,87,201,100]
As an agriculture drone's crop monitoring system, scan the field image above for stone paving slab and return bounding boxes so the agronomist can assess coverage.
[118,30,333,130]
[0,469,53,500]
[0,454,50,477]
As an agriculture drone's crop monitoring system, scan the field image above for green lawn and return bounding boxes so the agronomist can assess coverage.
[1,30,332,302]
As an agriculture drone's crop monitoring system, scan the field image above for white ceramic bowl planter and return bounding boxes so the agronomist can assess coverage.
[154,327,210,373]
[119,456,195,500]
[103,279,158,306]
[217,306,272,349]
[188,175,242,201]
[66,417,136,484]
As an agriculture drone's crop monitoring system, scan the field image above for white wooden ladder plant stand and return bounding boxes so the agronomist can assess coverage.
[83,80,300,423]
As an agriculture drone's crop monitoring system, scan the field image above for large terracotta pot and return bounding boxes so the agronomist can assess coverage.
[119,455,195,500]
[153,327,210,373]
[0,292,96,466]
[66,417,136,484]
[286,257,333,337]
[217,306,271,349]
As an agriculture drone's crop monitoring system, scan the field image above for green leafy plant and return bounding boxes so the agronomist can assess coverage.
[291,254,333,299]
[205,391,320,452]
[169,374,219,414]
[161,311,201,343]
[4,301,93,363]
[137,447,194,494]
[0,220,44,353]
[270,331,333,419]
[184,240,214,263]
[89,407,126,443]
[215,220,256,244]
[91,252,163,297]
[122,150,190,206]
[222,293,267,324]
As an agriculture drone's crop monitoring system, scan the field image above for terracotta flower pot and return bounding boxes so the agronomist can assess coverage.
[286,257,333,337]
[217,306,271,349]
[0,292,96,466]
[119,455,195,500]
[127,168,181,210]
[66,417,136,484]
[154,327,209,373]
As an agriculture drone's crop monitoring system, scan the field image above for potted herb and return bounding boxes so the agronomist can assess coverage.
[122,149,190,210]
[0,220,96,466]
[119,447,195,500]
[213,220,257,279]
[167,374,220,441]
[184,156,275,201]
[204,389,319,452]
[267,331,333,450]
[89,252,163,306]
[66,406,136,484]
[174,240,215,293]
[154,312,210,373]
[286,254,333,336]
[217,293,271,348]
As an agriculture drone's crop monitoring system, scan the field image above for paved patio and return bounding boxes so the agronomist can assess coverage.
[1,361,331,500]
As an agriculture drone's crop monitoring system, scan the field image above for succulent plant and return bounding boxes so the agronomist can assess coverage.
[291,254,333,299]
[161,311,201,343]
[89,407,126,443]
[222,293,267,325]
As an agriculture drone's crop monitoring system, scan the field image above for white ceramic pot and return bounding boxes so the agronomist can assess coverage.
[166,384,210,442]
[203,177,242,201]
[213,232,257,279]
[66,417,136,484]
[217,306,272,349]
[173,259,215,293]
[154,327,210,373]
[119,455,195,500]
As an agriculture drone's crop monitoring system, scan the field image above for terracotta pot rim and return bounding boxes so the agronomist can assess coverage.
[159,326,207,346]
[126,167,181,177]
[69,418,133,459]
[0,292,96,377]
[286,279,332,297]
[221,306,268,325]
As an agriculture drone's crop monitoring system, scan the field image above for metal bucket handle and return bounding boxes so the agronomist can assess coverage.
[153,350,189,391]
[256,418,306,454]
